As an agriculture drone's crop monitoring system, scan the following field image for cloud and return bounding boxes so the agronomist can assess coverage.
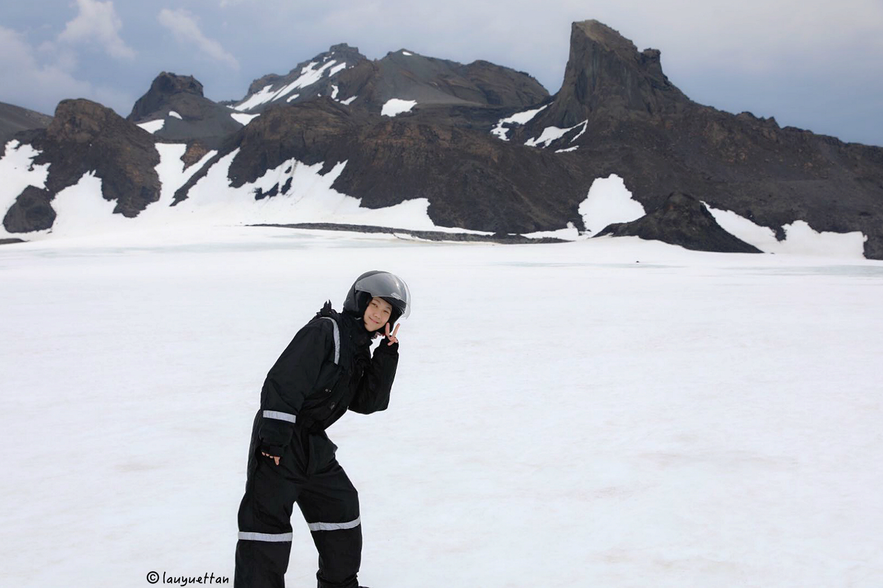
[158,9,239,70]
[0,25,133,116]
[58,0,135,60]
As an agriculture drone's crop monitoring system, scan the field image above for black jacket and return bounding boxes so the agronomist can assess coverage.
[257,302,399,457]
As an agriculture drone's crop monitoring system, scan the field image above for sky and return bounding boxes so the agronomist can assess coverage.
[0,0,881,146]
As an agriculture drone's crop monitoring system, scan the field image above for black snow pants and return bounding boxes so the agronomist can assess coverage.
[235,415,361,588]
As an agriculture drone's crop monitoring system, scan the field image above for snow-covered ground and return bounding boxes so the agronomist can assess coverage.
[1,227,882,588]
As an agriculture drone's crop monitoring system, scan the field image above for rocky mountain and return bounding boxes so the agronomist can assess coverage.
[505,20,883,257]
[0,101,53,155]
[230,43,368,113]
[229,43,548,116]
[2,20,881,259]
[4,99,159,233]
[127,72,243,149]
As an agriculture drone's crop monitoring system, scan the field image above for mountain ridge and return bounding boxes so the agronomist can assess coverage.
[2,20,880,259]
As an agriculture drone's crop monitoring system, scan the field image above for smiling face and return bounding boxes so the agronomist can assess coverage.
[363,297,393,332]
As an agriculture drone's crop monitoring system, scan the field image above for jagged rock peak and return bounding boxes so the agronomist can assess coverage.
[547,20,690,126]
[129,72,205,121]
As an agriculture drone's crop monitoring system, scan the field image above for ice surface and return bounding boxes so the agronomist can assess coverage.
[230,112,260,126]
[168,111,182,120]
[381,99,418,117]
[490,104,549,141]
[579,174,646,234]
[1,230,882,588]
[705,203,867,259]
[137,119,165,133]
[0,141,50,239]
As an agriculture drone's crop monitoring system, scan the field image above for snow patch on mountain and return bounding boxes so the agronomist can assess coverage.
[579,175,646,234]
[526,120,588,148]
[286,94,300,103]
[704,203,867,258]
[490,104,549,141]
[168,111,182,120]
[0,141,50,238]
[556,146,579,154]
[235,59,351,112]
[49,173,132,238]
[340,96,357,106]
[137,120,164,133]
[170,151,440,231]
[153,144,217,207]
[231,113,260,126]
[382,99,417,117]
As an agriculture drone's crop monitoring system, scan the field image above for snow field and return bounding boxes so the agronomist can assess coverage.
[1,230,882,587]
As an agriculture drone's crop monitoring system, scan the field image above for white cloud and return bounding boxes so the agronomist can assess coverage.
[158,9,240,70]
[58,0,135,61]
[0,25,133,116]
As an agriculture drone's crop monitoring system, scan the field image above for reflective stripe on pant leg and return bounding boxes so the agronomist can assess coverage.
[238,531,294,542]
[307,517,361,532]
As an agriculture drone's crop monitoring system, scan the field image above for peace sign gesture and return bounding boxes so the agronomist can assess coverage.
[384,323,400,346]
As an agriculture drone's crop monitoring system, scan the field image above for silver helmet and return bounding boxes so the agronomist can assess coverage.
[343,270,411,324]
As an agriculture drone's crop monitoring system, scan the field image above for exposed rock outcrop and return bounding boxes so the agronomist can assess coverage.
[128,72,242,148]
[333,50,549,113]
[3,99,160,232]
[0,101,53,156]
[598,192,762,253]
[511,20,883,258]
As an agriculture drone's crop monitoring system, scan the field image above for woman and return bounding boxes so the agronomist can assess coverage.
[235,270,411,588]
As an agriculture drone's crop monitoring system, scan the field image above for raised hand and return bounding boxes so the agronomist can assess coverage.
[384,323,400,346]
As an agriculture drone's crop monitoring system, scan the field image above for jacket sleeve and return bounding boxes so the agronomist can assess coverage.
[258,321,332,454]
[349,339,399,415]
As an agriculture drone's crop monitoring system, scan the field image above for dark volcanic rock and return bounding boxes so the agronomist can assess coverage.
[4,99,160,232]
[0,101,53,156]
[543,20,688,127]
[128,72,243,149]
[333,50,548,114]
[511,20,883,259]
[3,186,56,232]
[233,44,368,113]
[175,98,596,233]
[597,193,762,253]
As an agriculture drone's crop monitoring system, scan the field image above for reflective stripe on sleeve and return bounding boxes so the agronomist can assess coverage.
[307,516,361,532]
[262,410,297,424]
[238,531,293,542]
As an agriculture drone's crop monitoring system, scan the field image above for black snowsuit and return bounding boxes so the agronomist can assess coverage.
[235,303,399,588]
